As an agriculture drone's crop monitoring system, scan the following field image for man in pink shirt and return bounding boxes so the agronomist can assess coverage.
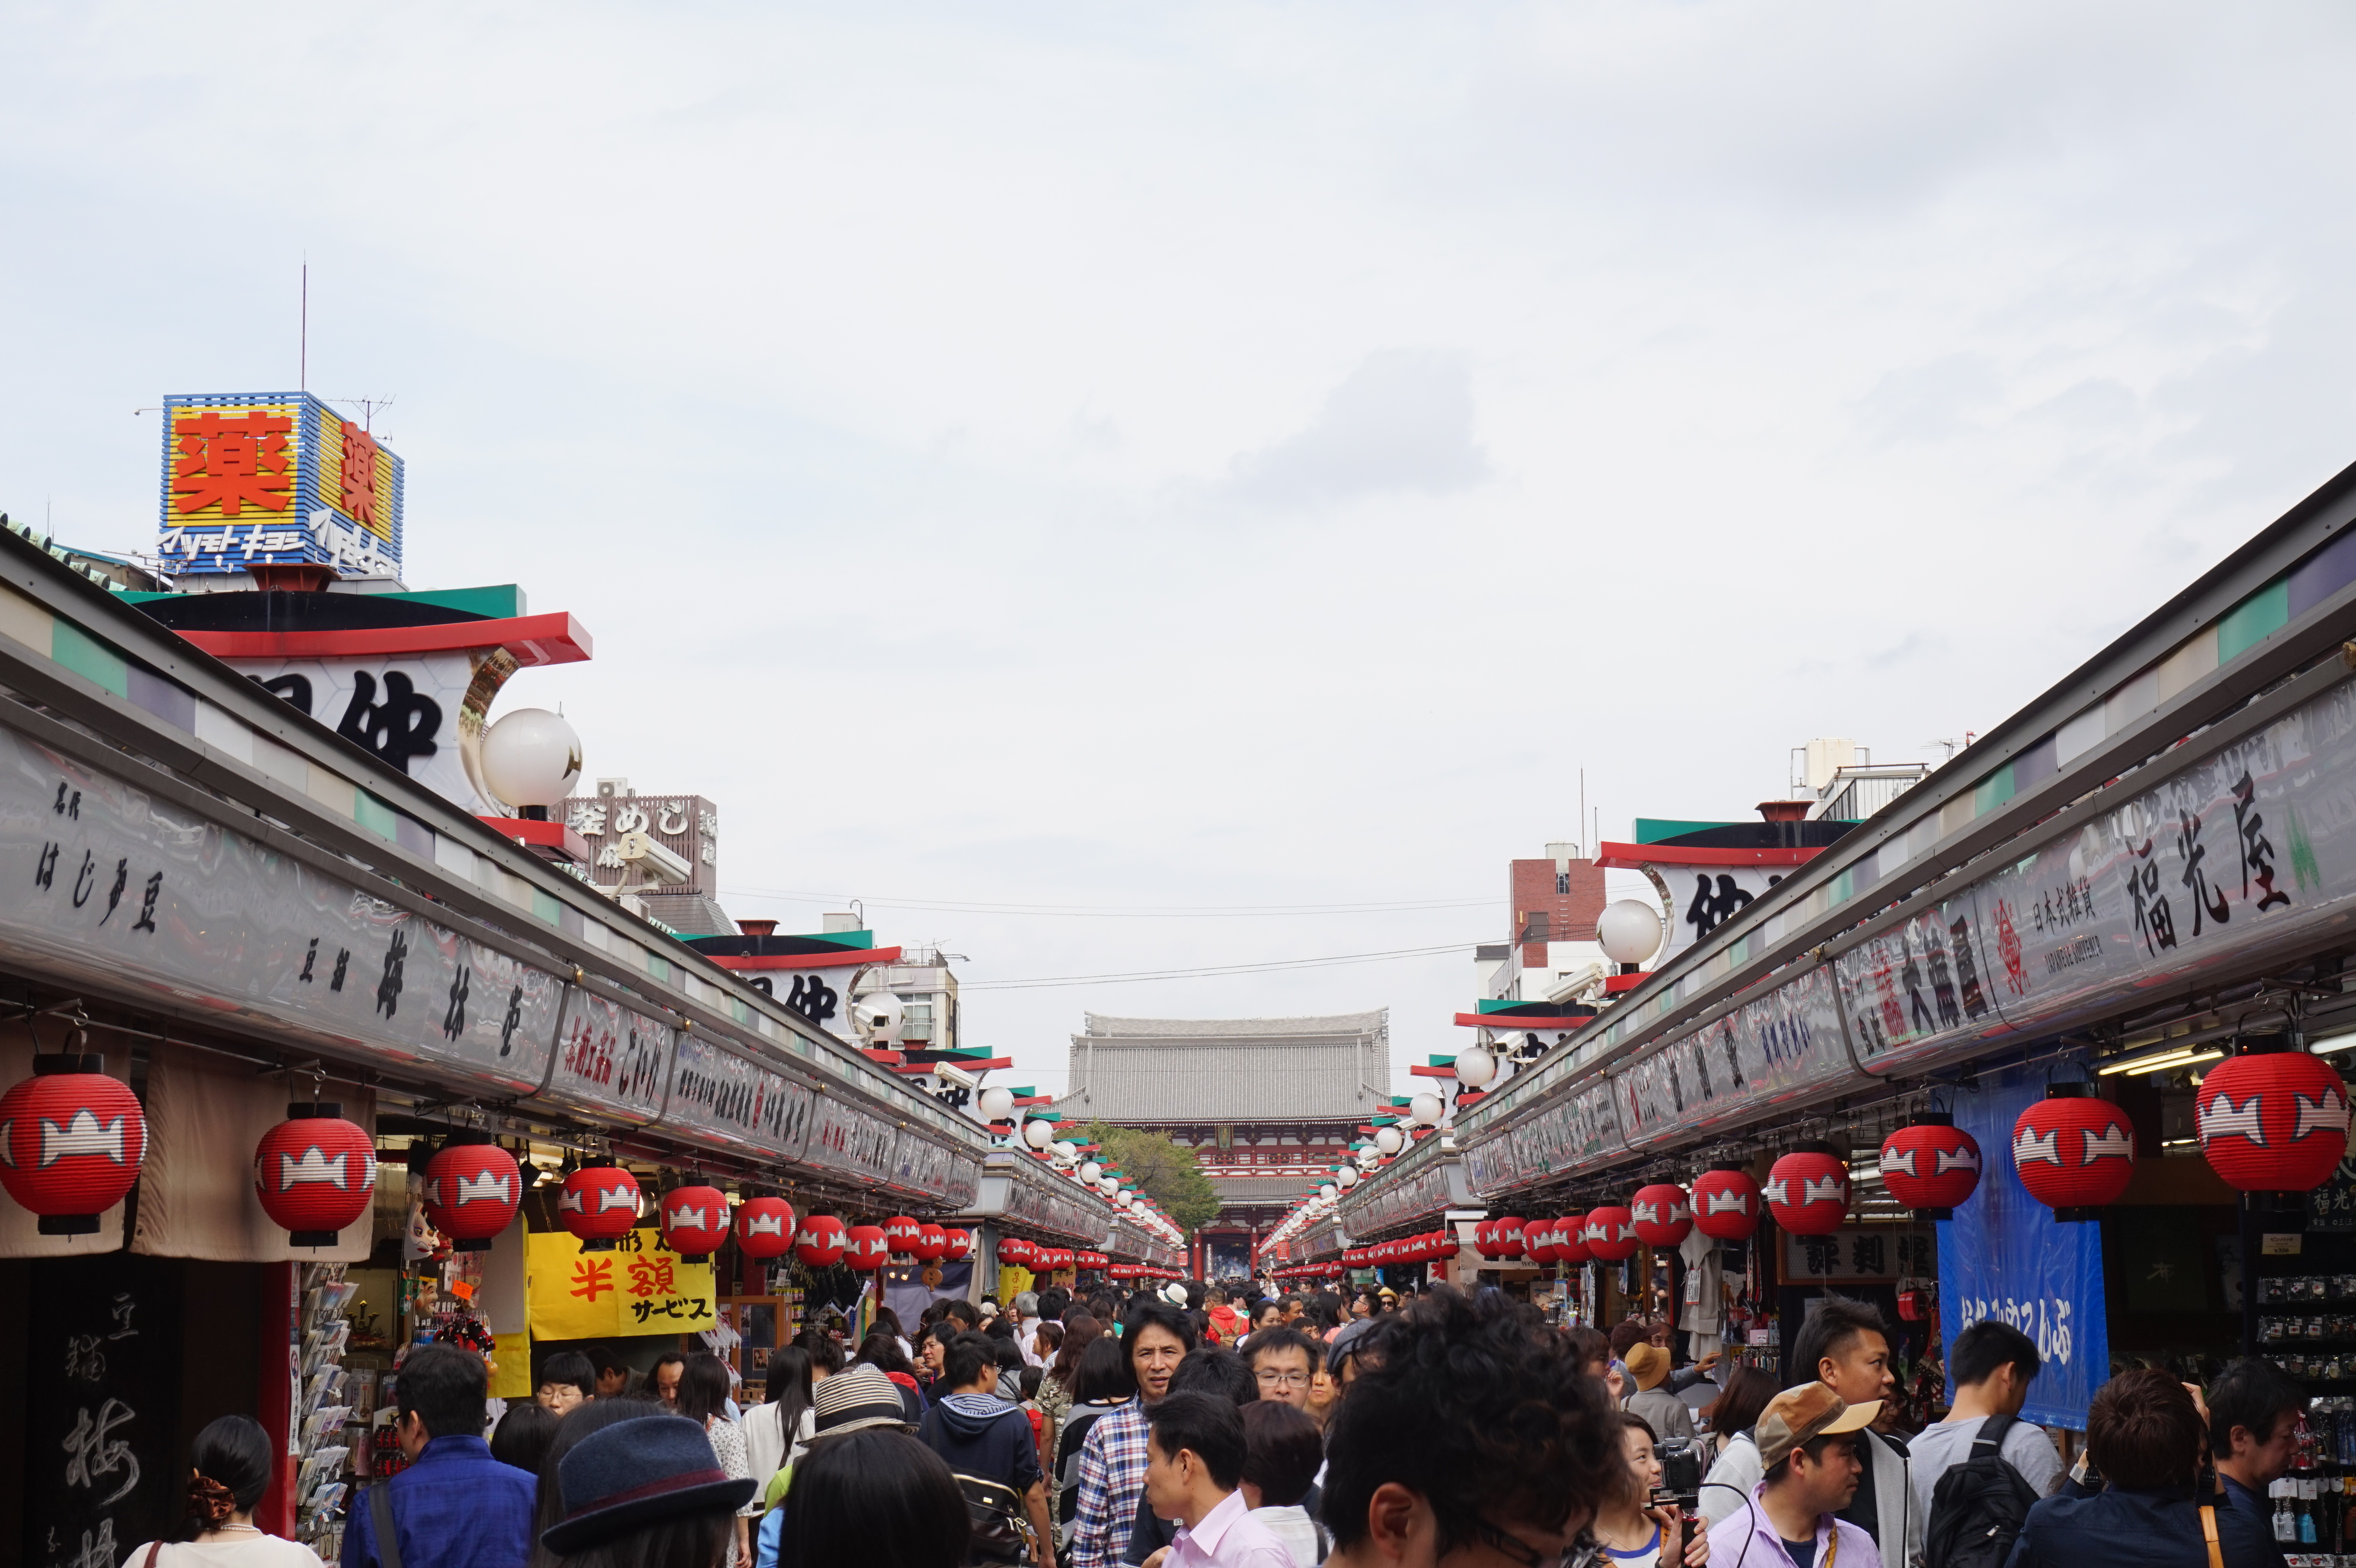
[1144,1391,1300,1568]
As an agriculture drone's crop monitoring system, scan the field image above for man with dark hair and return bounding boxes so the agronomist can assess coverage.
[1072,1299,1198,1568]
[2210,1356,2308,1568]
[587,1340,631,1398]
[1145,1391,1292,1568]
[1244,1327,1321,1412]
[1321,1286,1620,1568]
[341,1343,536,1568]
[649,1349,687,1410]
[1707,1294,1915,1561]
[1241,1400,1326,1567]
[1126,1347,1263,1563]
[1912,1319,2064,1518]
[920,1332,1056,1568]
[1705,1381,1886,1568]
[1276,1294,1304,1327]
[944,1298,981,1331]
[2006,1369,2219,1567]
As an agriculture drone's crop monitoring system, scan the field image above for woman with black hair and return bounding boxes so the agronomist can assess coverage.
[540,1413,753,1568]
[744,1344,816,1505]
[675,1353,758,1568]
[123,1414,326,1567]
[532,1399,671,1568]
[774,1426,969,1568]
[491,1400,561,1477]
[1053,1336,1137,1548]
[855,1330,929,1425]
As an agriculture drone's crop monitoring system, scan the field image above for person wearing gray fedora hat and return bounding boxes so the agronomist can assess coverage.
[539,1414,756,1564]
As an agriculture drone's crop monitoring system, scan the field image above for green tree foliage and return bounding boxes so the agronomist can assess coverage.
[1086,1122,1223,1233]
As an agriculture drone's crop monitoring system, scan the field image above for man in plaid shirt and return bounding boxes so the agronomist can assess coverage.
[1070,1299,1197,1568]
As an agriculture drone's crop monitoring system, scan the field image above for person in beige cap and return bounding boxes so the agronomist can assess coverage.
[1625,1343,1700,1443]
[1703,1381,1884,1568]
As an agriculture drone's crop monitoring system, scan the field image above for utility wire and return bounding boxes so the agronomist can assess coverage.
[719,885,1495,918]
[959,940,1487,990]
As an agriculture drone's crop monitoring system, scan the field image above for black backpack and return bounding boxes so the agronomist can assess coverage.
[1925,1414,2044,1568]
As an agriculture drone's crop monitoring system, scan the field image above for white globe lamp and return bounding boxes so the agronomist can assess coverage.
[1336,1167,1359,1190]
[481,708,583,809]
[1117,1191,1134,1209]
[1052,1141,1078,1163]
[1455,1045,1498,1089]
[1409,1092,1445,1125]
[1598,899,1665,966]
[1319,1183,1338,1201]
[977,1086,1015,1122]
[1374,1126,1405,1156]
[1080,1161,1102,1185]
[1023,1118,1054,1151]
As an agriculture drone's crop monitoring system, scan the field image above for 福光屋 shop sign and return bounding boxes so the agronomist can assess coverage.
[1834,671,2356,1077]
[526,1227,715,1340]
[0,719,568,1098]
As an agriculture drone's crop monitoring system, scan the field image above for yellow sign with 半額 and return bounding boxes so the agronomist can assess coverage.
[527,1228,718,1340]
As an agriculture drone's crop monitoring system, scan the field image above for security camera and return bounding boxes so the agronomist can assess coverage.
[612,830,692,889]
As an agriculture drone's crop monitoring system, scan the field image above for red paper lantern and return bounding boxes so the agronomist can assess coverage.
[736,1196,797,1259]
[2012,1084,2135,1219]
[1584,1204,1640,1261]
[1632,1183,1694,1248]
[1692,1166,1760,1242]
[910,1223,948,1263]
[793,1212,846,1266]
[1430,1230,1459,1261]
[1492,1217,1526,1261]
[1472,1219,1496,1258]
[1879,1114,1983,1218]
[0,1059,147,1235]
[421,1141,521,1245]
[252,1104,375,1246]
[1523,1221,1559,1265]
[943,1227,973,1261]
[885,1215,923,1257]
[656,1185,730,1260]
[2197,1049,2352,1192]
[1554,1212,1591,1265]
[1003,1236,1036,1267]
[558,1163,642,1246]
[1765,1145,1850,1236]
[845,1223,889,1270]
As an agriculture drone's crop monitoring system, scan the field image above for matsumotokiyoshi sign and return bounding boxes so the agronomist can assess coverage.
[158,392,403,578]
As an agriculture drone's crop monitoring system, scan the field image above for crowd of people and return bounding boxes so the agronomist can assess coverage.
[123,1274,2321,1568]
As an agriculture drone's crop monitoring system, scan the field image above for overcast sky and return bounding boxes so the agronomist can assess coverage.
[8,3,2356,1100]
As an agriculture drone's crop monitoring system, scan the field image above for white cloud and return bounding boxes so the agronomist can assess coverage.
[1226,349,1489,504]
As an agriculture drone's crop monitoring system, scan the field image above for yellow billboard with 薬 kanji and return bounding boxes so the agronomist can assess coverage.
[527,1227,717,1340]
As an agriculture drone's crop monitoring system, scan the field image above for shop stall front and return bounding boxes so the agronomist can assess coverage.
[0,524,991,1568]
[1343,458,2356,1476]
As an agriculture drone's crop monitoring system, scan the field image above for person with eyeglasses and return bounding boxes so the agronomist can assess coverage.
[1320,1286,1621,1568]
[1245,1328,1324,1414]
[1703,1383,1883,1568]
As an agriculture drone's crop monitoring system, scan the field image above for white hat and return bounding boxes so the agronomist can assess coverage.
[978,1300,998,1317]
[1163,1283,1188,1306]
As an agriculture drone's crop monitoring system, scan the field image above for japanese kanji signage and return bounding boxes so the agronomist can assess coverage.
[25,1254,184,1568]
[234,651,490,812]
[526,1227,716,1340]
[561,790,721,899]
[157,392,403,579]
[665,1031,815,1162]
[1783,1224,1934,1282]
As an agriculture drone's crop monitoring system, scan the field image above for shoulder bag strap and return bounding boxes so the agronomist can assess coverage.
[2199,1502,2223,1568]
[371,1482,406,1568]
[1973,1412,2017,1453]
[143,1544,165,1568]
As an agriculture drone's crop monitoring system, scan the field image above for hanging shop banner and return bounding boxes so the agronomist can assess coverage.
[1847,673,2356,1078]
[231,651,499,816]
[0,722,565,1101]
[1621,964,1861,1152]
[526,1227,716,1340]
[25,1254,187,1568]
[884,1130,983,1211]
[805,1091,901,1187]
[657,1031,815,1162]
[529,990,672,1125]
[1940,1066,2108,1431]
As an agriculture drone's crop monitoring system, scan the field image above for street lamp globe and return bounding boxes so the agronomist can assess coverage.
[1051,1141,1078,1163]
[480,708,583,809]
[1336,1167,1360,1189]
[1598,899,1665,966]
[977,1086,1014,1122]
[1319,1183,1337,1201]
[1409,1092,1445,1125]
[1374,1126,1404,1156]
[1080,1161,1102,1185]
[1455,1045,1498,1089]
[1023,1118,1054,1151]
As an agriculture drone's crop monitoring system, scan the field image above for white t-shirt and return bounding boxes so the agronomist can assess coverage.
[121,1536,328,1568]
[1909,1413,2066,1521]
